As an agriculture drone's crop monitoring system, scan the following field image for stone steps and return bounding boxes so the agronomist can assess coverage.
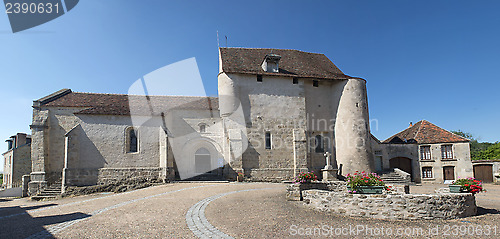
[380,171,411,185]
[31,182,62,200]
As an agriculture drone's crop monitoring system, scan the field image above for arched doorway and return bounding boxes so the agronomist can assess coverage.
[195,148,212,173]
[389,157,413,179]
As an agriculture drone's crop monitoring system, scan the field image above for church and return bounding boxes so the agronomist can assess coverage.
[27,47,376,195]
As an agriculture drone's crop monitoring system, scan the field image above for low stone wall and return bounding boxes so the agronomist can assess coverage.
[63,167,165,186]
[286,181,347,201]
[303,189,477,220]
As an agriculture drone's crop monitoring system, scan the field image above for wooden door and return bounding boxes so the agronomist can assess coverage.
[474,164,493,183]
[443,166,455,180]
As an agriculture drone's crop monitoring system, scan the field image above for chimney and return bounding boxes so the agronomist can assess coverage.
[16,133,27,147]
[261,53,281,73]
[409,122,413,128]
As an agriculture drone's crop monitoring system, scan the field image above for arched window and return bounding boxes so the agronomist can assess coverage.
[199,124,206,133]
[126,128,138,153]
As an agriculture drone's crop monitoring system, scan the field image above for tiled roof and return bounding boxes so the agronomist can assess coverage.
[219,47,353,80]
[39,90,218,116]
[383,120,470,144]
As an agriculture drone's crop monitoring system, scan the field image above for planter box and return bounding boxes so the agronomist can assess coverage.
[347,185,385,194]
[449,185,468,193]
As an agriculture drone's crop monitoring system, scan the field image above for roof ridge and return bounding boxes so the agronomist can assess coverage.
[424,120,471,142]
[219,47,326,56]
[413,120,425,142]
[73,92,218,98]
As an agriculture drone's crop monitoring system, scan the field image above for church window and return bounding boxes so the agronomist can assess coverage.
[265,131,271,149]
[315,135,324,153]
[199,124,206,133]
[126,127,138,153]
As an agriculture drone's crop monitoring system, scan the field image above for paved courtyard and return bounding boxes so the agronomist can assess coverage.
[0,183,499,238]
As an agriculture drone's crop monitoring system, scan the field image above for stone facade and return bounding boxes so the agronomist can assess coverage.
[373,120,473,183]
[2,133,31,188]
[303,189,477,220]
[28,47,376,195]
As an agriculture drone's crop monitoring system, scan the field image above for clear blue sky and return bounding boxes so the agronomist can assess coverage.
[1,0,499,166]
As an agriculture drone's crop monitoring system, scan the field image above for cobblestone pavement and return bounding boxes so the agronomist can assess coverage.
[0,183,499,238]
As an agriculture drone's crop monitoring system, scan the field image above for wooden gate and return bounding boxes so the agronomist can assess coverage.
[474,164,493,183]
[443,166,455,181]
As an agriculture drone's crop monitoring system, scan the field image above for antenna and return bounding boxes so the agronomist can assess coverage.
[225,35,228,47]
[217,30,220,48]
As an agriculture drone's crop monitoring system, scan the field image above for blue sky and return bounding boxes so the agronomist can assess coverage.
[1,0,499,167]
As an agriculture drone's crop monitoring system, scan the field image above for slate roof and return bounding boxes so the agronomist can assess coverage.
[38,90,218,116]
[219,47,353,80]
[383,120,470,144]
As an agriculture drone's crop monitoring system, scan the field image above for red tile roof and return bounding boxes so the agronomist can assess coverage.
[219,47,353,80]
[383,120,469,144]
[39,90,218,116]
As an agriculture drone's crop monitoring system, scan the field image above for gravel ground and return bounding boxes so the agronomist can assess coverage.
[0,183,498,239]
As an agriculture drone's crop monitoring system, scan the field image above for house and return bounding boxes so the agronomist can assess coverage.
[28,47,375,195]
[372,120,473,183]
[2,133,31,188]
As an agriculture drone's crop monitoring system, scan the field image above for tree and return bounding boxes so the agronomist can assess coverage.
[452,130,496,160]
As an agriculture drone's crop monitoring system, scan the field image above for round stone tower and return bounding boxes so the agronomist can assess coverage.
[334,78,375,175]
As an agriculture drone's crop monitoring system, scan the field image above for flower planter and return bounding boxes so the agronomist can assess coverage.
[347,185,385,194]
[449,185,467,193]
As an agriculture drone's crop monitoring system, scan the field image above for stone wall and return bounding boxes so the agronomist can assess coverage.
[63,167,166,186]
[286,181,348,201]
[303,189,477,220]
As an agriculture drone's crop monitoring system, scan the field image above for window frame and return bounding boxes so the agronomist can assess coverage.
[126,127,139,153]
[441,144,453,160]
[420,145,431,160]
[265,131,271,149]
[422,167,433,178]
[315,134,325,153]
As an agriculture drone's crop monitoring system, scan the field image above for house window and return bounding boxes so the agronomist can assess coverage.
[422,167,433,178]
[441,145,453,159]
[315,135,324,153]
[265,131,271,149]
[293,78,298,84]
[313,80,319,87]
[199,124,206,133]
[127,128,138,153]
[420,146,431,160]
[257,75,263,82]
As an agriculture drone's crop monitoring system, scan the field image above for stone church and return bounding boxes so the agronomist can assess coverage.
[28,47,375,195]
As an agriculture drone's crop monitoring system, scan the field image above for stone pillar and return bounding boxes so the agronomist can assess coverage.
[293,129,308,177]
[29,108,49,196]
[334,78,375,175]
[22,175,30,197]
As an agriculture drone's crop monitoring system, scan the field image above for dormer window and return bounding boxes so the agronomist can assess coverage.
[261,54,281,73]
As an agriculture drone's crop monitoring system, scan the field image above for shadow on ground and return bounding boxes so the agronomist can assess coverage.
[0,203,91,239]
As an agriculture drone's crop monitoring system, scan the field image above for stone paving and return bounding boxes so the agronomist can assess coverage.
[0,183,498,238]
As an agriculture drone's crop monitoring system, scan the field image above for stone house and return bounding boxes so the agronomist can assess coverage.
[28,47,375,195]
[372,120,473,183]
[2,133,31,188]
